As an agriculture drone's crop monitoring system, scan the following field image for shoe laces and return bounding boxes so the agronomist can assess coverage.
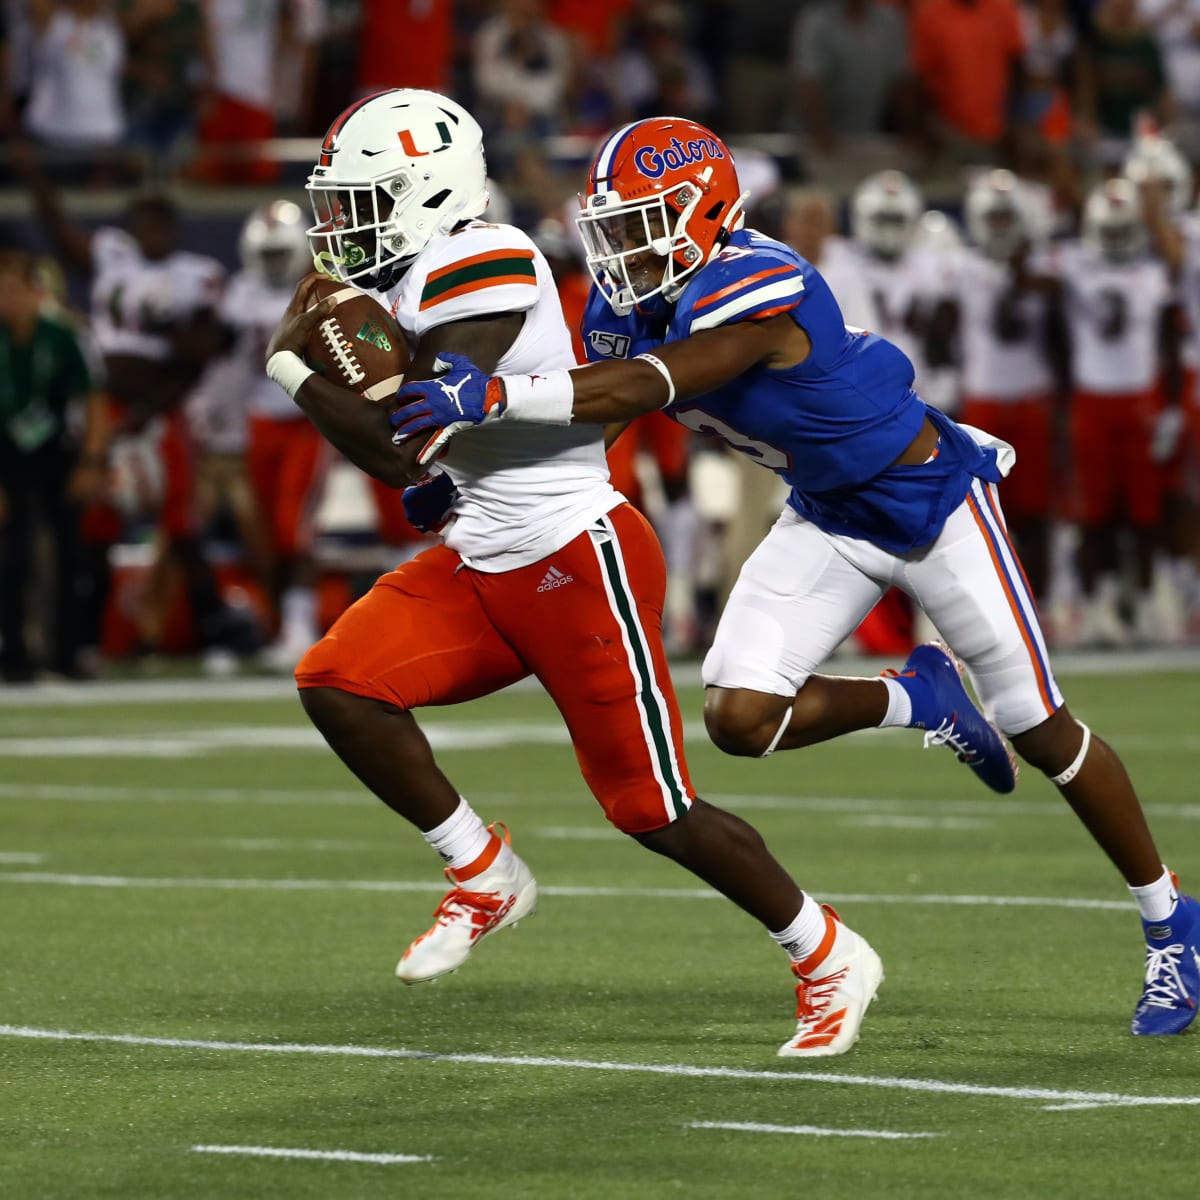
[1140,942,1195,1011]
[793,961,850,1023]
[427,881,509,935]
[922,715,979,764]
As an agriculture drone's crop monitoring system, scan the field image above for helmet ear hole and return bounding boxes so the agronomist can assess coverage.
[703,201,726,222]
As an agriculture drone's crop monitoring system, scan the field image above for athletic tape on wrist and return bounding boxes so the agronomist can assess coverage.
[1049,722,1091,787]
[634,352,677,406]
[266,350,315,399]
[760,705,793,757]
[500,368,575,424]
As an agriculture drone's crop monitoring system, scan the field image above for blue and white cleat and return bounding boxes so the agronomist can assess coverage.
[888,642,1018,794]
[1132,889,1200,1036]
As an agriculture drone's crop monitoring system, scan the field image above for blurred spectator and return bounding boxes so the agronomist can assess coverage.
[1076,0,1174,160]
[719,0,796,134]
[609,3,715,124]
[0,246,110,681]
[120,0,204,170]
[472,0,573,138]
[193,0,324,184]
[357,0,452,98]
[910,0,1025,159]
[790,0,915,152]
[1140,0,1200,122]
[1015,0,1077,143]
[23,1,126,165]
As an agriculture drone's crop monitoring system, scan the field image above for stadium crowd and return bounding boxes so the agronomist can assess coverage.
[2,0,1200,682]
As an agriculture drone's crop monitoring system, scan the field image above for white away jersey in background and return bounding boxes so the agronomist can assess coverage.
[380,220,618,571]
[1056,243,1171,393]
[953,247,1056,399]
[89,227,226,361]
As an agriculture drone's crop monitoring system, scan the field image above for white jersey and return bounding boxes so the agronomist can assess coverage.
[24,10,124,146]
[841,246,932,382]
[1056,242,1171,394]
[1175,214,1200,372]
[379,221,619,572]
[206,0,324,111]
[89,228,226,361]
[187,268,301,453]
[223,270,298,420]
[953,247,1056,399]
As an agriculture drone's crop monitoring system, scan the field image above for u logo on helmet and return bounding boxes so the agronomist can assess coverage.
[634,136,725,180]
[397,123,453,157]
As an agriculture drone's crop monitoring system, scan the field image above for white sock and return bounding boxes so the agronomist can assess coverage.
[421,797,497,872]
[1129,865,1179,923]
[281,586,317,642]
[878,676,912,728]
[769,893,831,963]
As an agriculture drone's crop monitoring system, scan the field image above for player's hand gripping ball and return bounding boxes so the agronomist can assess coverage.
[302,275,409,400]
[268,274,409,401]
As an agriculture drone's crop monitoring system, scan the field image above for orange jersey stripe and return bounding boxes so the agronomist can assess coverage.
[424,247,536,287]
[692,265,796,313]
[966,491,1056,715]
[418,273,538,311]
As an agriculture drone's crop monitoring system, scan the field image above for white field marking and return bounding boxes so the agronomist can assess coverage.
[3,649,1195,708]
[0,782,369,807]
[4,722,1200,759]
[4,1024,1199,1111]
[532,825,621,841]
[6,781,1200,828]
[0,870,1142,912]
[0,852,45,864]
[191,1144,432,1165]
[685,1120,942,1140]
[216,837,374,852]
[841,815,991,831]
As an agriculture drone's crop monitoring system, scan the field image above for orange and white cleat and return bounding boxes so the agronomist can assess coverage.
[778,905,883,1058]
[396,824,538,984]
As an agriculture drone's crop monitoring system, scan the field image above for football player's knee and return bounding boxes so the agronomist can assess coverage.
[298,684,357,736]
[704,691,778,757]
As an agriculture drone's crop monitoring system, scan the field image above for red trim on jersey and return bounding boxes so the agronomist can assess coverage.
[691,265,796,314]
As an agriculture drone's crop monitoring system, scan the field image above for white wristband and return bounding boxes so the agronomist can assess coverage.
[634,352,676,406]
[266,350,315,399]
[1049,722,1091,787]
[500,368,575,424]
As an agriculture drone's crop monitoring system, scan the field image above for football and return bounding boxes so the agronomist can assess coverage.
[303,275,409,402]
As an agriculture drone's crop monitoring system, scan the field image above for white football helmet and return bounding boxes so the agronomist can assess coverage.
[850,171,922,260]
[965,169,1032,261]
[239,200,311,289]
[1122,135,1192,216]
[306,89,490,289]
[1082,178,1148,262]
[913,208,965,257]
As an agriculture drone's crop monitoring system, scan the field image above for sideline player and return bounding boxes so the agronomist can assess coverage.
[393,117,1200,1037]
[265,89,883,1058]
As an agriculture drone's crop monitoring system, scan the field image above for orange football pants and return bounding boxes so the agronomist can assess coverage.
[1070,388,1161,527]
[247,415,329,557]
[959,395,1052,521]
[296,502,696,833]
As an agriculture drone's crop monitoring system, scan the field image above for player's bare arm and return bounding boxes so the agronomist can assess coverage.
[269,276,525,487]
[562,314,811,422]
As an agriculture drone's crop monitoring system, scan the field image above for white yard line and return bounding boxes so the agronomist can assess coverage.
[685,1120,941,1140]
[0,852,44,864]
[532,825,622,840]
[2,722,1200,758]
[191,1144,432,1165]
[3,1024,1197,1111]
[0,870,1141,911]
[5,782,1200,826]
[216,837,374,852]
[0,649,1196,708]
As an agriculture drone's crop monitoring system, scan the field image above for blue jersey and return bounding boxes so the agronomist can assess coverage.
[583,228,1002,552]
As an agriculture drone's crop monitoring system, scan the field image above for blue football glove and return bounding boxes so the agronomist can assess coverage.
[390,352,506,465]
[401,468,459,534]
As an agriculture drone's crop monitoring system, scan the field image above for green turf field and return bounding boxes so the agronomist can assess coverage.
[3,661,1200,1198]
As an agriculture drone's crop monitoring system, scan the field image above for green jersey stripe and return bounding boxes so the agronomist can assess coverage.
[420,256,537,306]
